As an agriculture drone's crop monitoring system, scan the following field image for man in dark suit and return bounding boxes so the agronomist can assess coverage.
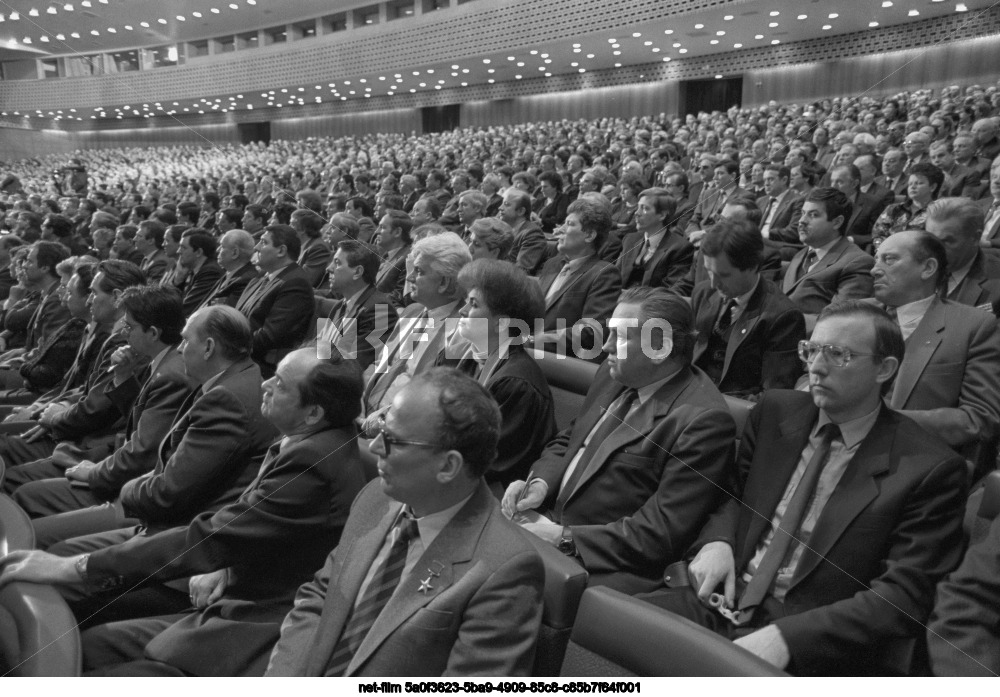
[931,140,978,199]
[5,286,194,548]
[685,160,746,238]
[617,187,694,291]
[757,164,804,260]
[926,515,1000,676]
[876,149,908,203]
[503,288,735,593]
[638,301,967,675]
[0,241,70,364]
[692,219,805,397]
[176,229,223,316]
[235,225,314,377]
[500,189,548,276]
[0,261,144,470]
[0,349,370,677]
[290,208,332,289]
[872,230,1000,472]
[134,220,170,284]
[38,306,277,564]
[319,240,399,371]
[925,197,1000,313]
[854,155,895,210]
[782,188,875,331]
[534,197,621,357]
[953,133,991,197]
[261,368,544,676]
[373,209,411,307]
[197,229,259,310]
[829,164,886,251]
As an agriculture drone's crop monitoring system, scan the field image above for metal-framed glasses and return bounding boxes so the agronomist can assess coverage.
[798,340,879,368]
[368,414,444,455]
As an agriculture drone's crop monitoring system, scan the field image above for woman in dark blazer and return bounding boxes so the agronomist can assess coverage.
[535,171,570,235]
[449,258,556,495]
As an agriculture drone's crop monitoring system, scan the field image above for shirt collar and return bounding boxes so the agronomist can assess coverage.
[635,365,685,405]
[200,367,228,394]
[809,236,840,260]
[343,285,370,315]
[148,345,172,375]
[894,293,936,330]
[403,490,476,550]
[427,299,461,322]
[815,401,881,450]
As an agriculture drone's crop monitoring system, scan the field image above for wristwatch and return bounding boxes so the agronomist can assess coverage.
[557,526,578,557]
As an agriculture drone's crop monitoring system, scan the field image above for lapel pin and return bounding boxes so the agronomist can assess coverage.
[418,577,434,594]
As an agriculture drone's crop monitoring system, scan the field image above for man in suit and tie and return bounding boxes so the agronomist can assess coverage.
[618,187,694,291]
[399,173,424,214]
[925,197,1000,313]
[534,197,621,357]
[0,349,370,677]
[877,149,909,203]
[0,261,144,470]
[290,208,332,289]
[692,219,805,398]
[930,140,978,199]
[197,229,259,310]
[872,229,1000,473]
[6,285,195,548]
[976,156,1000,248]
[175,229,223,316]
[503,288,735,593]
[320,240,399,371]
[829,164,886,251]
[953,133,991,197]
[134,220,170,284]
[685,160,745,240]
[235,224,314,377]
[373,209,412,307]
[499,189,548,276]
[363,232,471,418]
[257,368,544,676]
[0,241,70,369]
[637,301,967,675]
[854,155,895,210]
[783,187,875,332]
[757,165,804,260]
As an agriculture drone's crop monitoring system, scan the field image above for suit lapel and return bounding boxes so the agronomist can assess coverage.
[782,248,807,293]
[305,498,403,676]
[346,484,493,675]
[738,404,816,567]
[692,291,723,364]
[562,370,691,506]
[889,298,945,409]
[722,282,765,380]
[788,409,892,588]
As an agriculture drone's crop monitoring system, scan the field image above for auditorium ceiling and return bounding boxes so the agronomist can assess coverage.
[0,0,995,121]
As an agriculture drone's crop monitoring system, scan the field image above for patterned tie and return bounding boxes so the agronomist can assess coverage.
[736,423,840,621]
[324,514,420,676]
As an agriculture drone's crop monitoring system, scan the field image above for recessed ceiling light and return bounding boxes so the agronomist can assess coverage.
[192,11,201,17]
[585,54,593,59]
[643,40,652,45]
[771,39,780,44]
[769,22,778,27]
[797,14,807,19]
[908,8,919,15]
[211,8,220,13]
[56,33,64,39]
[483,58,490,64]
[28,8,39,16]
[716,30,725,36]
[540,53,548,58]
[828,13,838,18]
[956,3,968,10]
[140,21,149,27]
[632,32,641,37]
[754,34,764,39]
[678,48,687,53]
[578,68,585,73]
[715,74,723,79]
[662,57,671,62]
[487,68,494,73]
[40,35,48,42]
[651,47,660,52]
[614,63,621,67]
[734,43,742,48]
[664,29,673,34]
[724,14,733,20]
[612,43,620,48]
[63,3,72,9]
[514,75,522,79]
[570,62,578,67]
[572,43,580,48]
[229,3,238,8]
[106,27,115,32]
[710,39,718,44]
[882,1,893,6]
[90,29,98,35]
[22,37,31,43]
[822,24,832,29]
[869,20,879,26]
[46,6,56,13]
[694,23,704,28]
[529,50,537,55]
[673,42,681,47]
[517,61,524,66]
[70,31,79,37]
[157,18,166,24]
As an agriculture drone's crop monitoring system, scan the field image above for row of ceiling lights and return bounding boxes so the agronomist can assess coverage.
[3,0,257,44]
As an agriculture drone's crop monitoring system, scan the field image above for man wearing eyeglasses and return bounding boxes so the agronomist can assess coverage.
[872,229,1000,476]
[263,368,543,676]
[638,300,967,675]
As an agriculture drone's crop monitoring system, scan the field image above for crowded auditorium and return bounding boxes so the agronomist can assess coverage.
[0,0,998,681]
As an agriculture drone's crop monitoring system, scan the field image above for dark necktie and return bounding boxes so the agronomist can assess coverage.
[633,238,649,267]
[762,197,776,223]
[737,423,840,620]
[797,249,818,281]
[716,298,737,333]
[556,388,638,514]
[324,514,420,676]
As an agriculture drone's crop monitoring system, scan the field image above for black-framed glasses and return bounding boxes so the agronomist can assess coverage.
[368,414,444,455]
[798,340,879,368]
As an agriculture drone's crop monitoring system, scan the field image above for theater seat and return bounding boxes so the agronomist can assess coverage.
[723,395,755,436]
[0,494,82,677]
[963,470,1000,544]
[560,586,787,677]
[533,351,599,431]
[523,533,588,676]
